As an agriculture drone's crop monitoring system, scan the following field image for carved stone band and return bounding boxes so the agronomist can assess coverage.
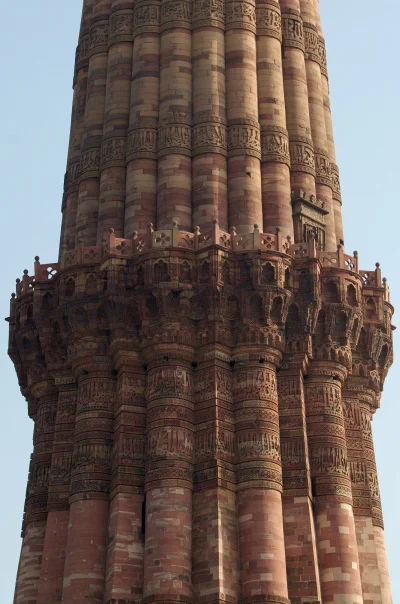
[75,33,89,72]
[109,10,134,45]
[318,36,328,77]
[101,136,127,168]
[225,0,256,33]
[127,126,158,160]
[313,481,353,505]
[88,22,109,56]
[281,11,304,52]
[236,464,283,492]
[160,0,191,31]
[289,136,315,176]
[315,149,332,188]
[304,22,320,64]
[330,162,342,202]
[256,0,282,40]
[192,0,225,29]
[228,121,261,159]
[158,124,192,157]
[64,161,81,193]
[134,1,160,35]
[192,122,227,156]
[310,445,350,477]
[144,466,194,489]
[261,125,290,165]
[79,147,101,179]
[242,596,291,604]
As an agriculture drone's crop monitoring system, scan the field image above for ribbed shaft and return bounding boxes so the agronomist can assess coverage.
[192,5,228,230]
[143,351,194,603]
[192,359,238,602]
[62,364,115,604]
[15,382,58,604]
[226,0,262,234]
[58,0,348,252]
[300,0,336,250]
[96,0,134,242]
[278,361,321,602]
[76,1,111,245]
[104,356,146,601]
[37,384,77,604]
[257,0,293,240]
[125,0,160,236]
[306,363,363,604]
[343,381,384,603]
[14,522,47,604]
[10,4,395,604]
[234,352,289,602]
[280,0,316,199]
[313,0,344,244]
[156,0,192,230]
[61,0,94,251]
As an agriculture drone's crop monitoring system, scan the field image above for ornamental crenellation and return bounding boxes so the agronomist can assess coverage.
[8,1,394,603]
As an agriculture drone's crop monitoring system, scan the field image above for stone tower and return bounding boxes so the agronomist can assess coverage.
[8,0,394,603]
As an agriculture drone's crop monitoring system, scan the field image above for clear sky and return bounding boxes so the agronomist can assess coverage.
[0,0,398,601]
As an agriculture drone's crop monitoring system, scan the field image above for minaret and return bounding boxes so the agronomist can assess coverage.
[8,1,393,603]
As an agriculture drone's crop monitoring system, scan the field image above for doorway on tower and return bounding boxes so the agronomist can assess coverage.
[291,189,329,251]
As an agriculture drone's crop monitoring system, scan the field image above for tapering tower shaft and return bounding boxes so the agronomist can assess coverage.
[61,0,345,253]
[9,2,394,604]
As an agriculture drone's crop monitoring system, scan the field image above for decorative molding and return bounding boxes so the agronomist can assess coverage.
[289,136,315,176]
[304,22,320,64]
[192,0,225,28]
[192,122,227,156]
[256,0,281,40]
[261,125,290,165]
[158,124,192,157]
[127,126,158,160]
[228,120,261,159]
[314,149,332,188]
[134,1,160,34]
[109,10,134,44]
[225,0,256,33]
[281,10,304,52]
[101,136,127,168]
[160,0,191,31]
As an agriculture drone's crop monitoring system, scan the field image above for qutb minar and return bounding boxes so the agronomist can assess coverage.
[8,0,394,602]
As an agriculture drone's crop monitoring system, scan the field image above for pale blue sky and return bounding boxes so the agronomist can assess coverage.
[0,0,398,601]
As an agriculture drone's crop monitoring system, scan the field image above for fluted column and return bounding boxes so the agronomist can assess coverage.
[312,0,344,244]
[14,520,47,604]
[125,0,160,236]
[278,357,321,601]
[192,0,228,230]
[76,1,111,245]
[15,381,57,604]
[96,0,134,241]
[234,349,289,603]
[156,0,192,230]
[305,361,363,604]
[62,357,115,604]
[299,0,335,250]
[374,524,392,604]
[192,355,238,603]
[104,353,146,602]
[256,0,293,239]
[343,378,392,603]
[37,380,77,604]
[143,349,194,604]
[280,0,316,205]
[226,0,262,233]
[61,0,94,252]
